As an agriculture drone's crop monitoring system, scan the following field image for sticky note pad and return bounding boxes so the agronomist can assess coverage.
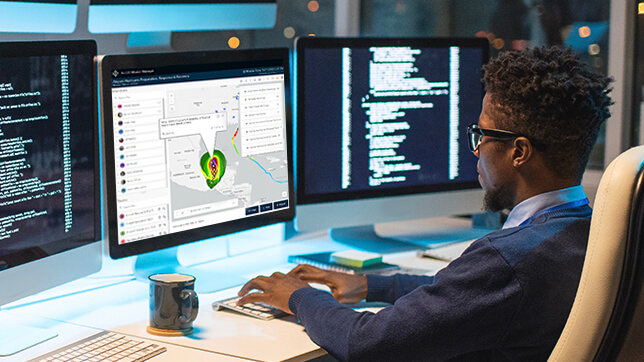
[330,250,383,268]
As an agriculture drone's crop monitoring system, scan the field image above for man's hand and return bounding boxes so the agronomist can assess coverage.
[287,264,368,304]
[237,272,311,314]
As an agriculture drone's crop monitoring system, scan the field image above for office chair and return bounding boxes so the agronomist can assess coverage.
[549,145,644,361]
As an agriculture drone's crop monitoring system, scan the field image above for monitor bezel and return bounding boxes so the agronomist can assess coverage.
[100,48,295,260]
[295,36,489,206]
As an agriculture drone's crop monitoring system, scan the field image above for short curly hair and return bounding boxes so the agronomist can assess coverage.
[483,46,614,182]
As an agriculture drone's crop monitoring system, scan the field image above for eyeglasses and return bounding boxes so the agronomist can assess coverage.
[466,124,522,152]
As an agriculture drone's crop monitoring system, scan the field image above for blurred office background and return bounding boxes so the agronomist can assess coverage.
[2,0,639,210]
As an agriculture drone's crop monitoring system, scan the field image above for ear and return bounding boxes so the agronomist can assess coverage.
[511,137,534,168]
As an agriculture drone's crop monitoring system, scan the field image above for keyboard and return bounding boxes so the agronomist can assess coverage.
[212,296,288,320]
[28,331,166,362]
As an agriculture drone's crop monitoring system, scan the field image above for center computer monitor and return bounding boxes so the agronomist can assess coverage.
[294,37,489,251]
[100,48,293,291]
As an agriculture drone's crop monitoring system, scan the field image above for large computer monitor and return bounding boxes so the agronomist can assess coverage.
[294,37,489,251]
[0,40,100,353]
[100,48,293,291]
[0,0,77,33]
[88,0,277,33]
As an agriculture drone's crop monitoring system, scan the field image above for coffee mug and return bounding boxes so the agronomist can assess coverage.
[147,273,199,336]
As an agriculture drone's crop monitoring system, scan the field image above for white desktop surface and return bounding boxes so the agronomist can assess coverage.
[0,227,465,362]
[0,311,247,361]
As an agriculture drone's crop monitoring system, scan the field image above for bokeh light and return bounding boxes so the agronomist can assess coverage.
[308,1,319,12]
[578,26,591,38]
[283,26,296,39]
[228,36,240,49]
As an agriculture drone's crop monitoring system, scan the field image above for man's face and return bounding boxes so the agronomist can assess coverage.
[475,94,516,212]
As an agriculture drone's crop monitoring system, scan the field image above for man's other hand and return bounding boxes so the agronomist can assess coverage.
[287,264,368,304]
[237,272,311,314]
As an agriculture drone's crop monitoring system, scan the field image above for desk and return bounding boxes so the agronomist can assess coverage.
[0,229,466,362]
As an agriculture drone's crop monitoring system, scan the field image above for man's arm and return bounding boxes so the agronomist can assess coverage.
[288,244,521,362]
[365,273,436,304]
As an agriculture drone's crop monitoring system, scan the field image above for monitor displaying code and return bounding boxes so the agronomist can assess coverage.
[298,39,486,203]
[0,41,98,268]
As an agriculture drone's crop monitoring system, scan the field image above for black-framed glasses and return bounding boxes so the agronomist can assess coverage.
[467,124,522,152]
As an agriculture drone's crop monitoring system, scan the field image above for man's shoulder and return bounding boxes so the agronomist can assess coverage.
[488,204,592,241]
[477,210,591,268]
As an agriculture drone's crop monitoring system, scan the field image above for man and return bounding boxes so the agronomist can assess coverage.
[237,47,614,361]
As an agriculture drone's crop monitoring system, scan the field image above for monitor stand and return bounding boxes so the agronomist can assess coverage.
[133,247,247,293]
[329,226,420,254]
[330,217,495,254]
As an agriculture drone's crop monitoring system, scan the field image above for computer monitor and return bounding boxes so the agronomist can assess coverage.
[0,0,77,33]
[88,0,277,33]
[0,40,100,353]
[294,37,489,251]
[100,48,293,291]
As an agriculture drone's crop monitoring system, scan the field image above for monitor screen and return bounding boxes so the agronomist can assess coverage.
[0,40,100,307]
[0,0,77,33]
[88,0,277,33]
[100,48,294,265]
[294,37,489,246]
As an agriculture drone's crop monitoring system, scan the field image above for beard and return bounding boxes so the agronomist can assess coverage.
[483,184,514,212]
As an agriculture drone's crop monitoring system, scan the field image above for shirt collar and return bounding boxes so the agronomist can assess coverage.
[502,185,588,229]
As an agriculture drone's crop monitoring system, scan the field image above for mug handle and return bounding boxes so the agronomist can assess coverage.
[179,289,199,324]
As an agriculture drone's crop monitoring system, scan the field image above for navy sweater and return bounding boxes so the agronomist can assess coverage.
[289,205,592,361]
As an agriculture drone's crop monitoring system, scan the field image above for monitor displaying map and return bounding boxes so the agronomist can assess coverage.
[100,48,293,260]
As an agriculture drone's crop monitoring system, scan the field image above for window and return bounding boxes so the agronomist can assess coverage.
[171,0,336,52]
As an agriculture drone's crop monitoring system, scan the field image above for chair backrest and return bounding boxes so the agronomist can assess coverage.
[549,145,644,361]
